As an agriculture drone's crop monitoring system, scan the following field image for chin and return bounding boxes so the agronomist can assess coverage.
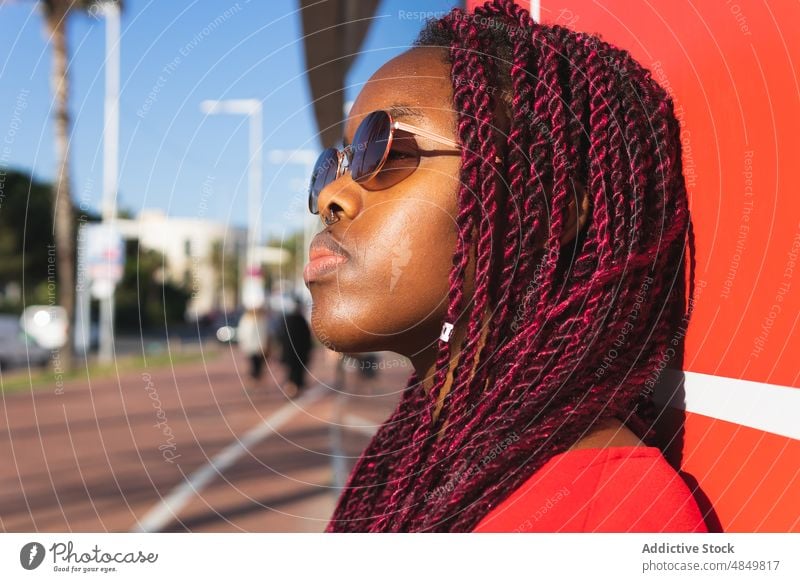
[307,287,432,355]
[307,292,382,353]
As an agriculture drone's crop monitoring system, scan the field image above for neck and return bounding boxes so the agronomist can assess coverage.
[407,317,492,430]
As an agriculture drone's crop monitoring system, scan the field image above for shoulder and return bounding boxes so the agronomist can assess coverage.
[473,446,708,533]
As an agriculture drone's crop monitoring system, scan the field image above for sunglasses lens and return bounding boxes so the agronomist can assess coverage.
[351,111,391,182]
[364,130,420,191]
[308,148,340,214]
[351,110,420,191]
[309,111,429,215]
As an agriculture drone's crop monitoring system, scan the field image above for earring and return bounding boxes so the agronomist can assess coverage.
[439,322,454,342]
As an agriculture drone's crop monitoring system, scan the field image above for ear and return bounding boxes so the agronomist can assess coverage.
[559,180,591,245]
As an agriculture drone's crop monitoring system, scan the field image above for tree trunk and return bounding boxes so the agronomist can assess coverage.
[49,9,75,373]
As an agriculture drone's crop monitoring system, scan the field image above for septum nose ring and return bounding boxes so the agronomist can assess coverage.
[322,207,339,227]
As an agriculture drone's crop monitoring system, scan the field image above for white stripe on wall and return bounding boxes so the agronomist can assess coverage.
[530,0,541,22]
[654,370,800,441]
[337,370,799,442]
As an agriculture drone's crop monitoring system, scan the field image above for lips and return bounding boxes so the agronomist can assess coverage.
[304,231,350,284]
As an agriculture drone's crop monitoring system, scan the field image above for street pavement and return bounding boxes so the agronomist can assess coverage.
[0,344,411,532]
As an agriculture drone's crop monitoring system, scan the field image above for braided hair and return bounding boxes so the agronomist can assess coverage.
[326,0,695,532]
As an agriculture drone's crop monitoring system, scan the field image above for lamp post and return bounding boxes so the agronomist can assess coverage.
[95,0,121,364]
[200,99,264,308]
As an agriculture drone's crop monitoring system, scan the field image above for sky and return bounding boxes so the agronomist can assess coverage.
[0,0,457,241]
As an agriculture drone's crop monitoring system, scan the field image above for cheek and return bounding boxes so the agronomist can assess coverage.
[308,196,459,352]
[362,199,457,322]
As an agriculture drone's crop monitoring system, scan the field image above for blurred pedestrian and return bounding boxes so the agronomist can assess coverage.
[236,307,270,388]
[277,299,312,398]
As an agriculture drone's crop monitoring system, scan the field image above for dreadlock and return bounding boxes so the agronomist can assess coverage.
[326,0,695,532]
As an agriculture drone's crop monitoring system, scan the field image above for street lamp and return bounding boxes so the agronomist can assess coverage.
[91,0,122,364]
[200,99,263,308]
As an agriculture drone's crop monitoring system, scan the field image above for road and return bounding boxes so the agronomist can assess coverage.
[0,344,409,532]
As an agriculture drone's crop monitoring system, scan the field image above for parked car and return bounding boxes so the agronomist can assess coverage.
[0,315,51,370]
[20,305,68,349]
[213,309,243,343]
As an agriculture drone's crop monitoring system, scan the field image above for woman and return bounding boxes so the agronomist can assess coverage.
[304,0,705,532]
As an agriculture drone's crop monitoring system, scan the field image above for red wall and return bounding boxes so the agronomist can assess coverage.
[467,0,799,532]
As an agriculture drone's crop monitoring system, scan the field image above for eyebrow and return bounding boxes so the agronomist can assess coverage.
[388,104,426,121]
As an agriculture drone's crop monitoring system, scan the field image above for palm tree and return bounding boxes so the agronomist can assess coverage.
[37,0,119,370]
[38,0,87,371]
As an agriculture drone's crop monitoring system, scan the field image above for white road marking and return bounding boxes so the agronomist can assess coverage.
[131,385,327,533]
[342,413,380,437]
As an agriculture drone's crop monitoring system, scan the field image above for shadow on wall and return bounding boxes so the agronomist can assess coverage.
[654,368,723,533]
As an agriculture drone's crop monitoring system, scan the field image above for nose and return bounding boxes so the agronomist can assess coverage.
[316,172,363,227]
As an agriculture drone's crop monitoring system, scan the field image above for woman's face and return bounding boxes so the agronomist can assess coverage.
[305,47,468,357]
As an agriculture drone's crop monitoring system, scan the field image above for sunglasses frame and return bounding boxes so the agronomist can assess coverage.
[308,110,460,215]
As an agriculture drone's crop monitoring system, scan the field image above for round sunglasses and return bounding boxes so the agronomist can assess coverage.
[307,110,460,215]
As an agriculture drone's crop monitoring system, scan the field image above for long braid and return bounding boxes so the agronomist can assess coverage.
[326,0,695,532]
[324,373,423,531]
[427,23,571,469]
[425,18,505,454]
[393,32,508,530]
[390,11,535,527]
[444,1,534,423]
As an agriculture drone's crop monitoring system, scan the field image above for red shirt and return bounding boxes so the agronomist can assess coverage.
[473,446,708,532]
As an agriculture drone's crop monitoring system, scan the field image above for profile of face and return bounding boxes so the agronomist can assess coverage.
[306,47,588,362]
[306,47,464,359]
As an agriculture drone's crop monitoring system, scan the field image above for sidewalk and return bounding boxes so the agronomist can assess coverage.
[0,344,408,532]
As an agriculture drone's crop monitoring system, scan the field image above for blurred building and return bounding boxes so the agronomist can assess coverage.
[115,209,287,320]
